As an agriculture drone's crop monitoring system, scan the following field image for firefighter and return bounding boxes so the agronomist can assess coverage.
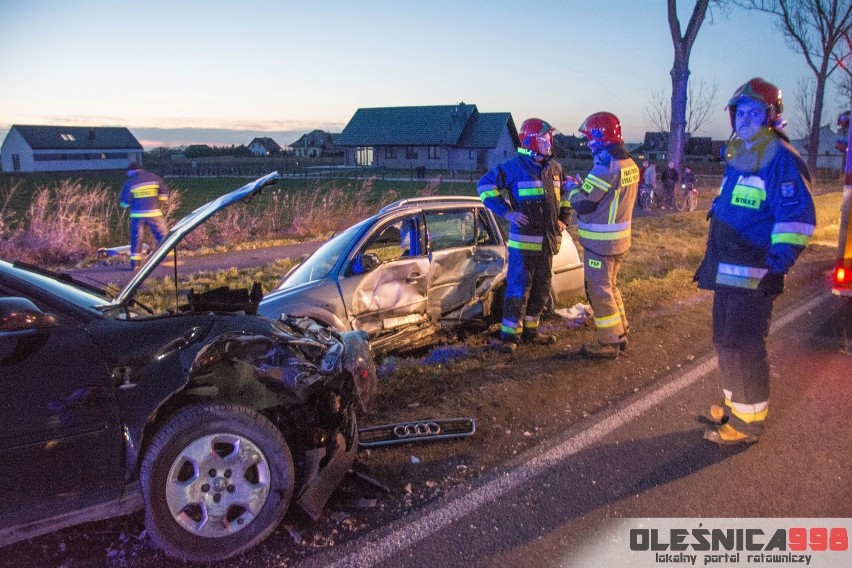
[695,78,816,445]
[120,162,170,271]
[477,118,573,353]
[568,112,639,359]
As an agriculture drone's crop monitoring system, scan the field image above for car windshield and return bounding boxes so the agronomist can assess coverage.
[279,220,368,288]
[2,260,112,316]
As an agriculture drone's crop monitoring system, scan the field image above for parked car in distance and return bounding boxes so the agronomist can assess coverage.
[258,196,584,354]
[0,172,377,562]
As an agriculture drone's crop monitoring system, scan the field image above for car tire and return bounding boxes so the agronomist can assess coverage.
[140,401,295,562]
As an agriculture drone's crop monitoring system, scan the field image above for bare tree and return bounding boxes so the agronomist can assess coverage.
[737,0,852,175]
[833,31,852,108]
[646,78,720,135]
[791,76,818,142]
[666,0,713,174]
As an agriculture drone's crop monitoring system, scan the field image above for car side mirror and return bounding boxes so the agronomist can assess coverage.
[0,297,58,332]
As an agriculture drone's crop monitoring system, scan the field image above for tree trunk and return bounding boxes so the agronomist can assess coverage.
[669,60,690,173]
[806,68,828,176]
[665,0,709,177]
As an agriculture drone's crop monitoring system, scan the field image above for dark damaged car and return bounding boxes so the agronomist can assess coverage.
[0,173,377,562]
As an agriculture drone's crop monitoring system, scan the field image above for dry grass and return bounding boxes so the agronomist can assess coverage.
[0,179,117,265]
[0,177,407,267]
[135,259,298,313]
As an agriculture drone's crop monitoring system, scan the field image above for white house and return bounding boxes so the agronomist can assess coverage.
[290,130,339,158]
[790,124,845,170]
[1,125,143,173]
[247,137,283,157]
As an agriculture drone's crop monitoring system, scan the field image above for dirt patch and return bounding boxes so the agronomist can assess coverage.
[3,246,836,568]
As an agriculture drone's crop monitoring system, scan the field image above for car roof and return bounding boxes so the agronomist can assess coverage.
[378,196,483,214]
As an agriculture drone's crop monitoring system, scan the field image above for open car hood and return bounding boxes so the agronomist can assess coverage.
[114,172,281,305]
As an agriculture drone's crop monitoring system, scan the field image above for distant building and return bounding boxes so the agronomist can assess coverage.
[790,124,845,170]
[290,130,340,158]
[685,136,712,160]
[1,125,142,173]
[335,102,518,172]
[247,137,283,157]
[632,132,720,162]
[554,133,591,159]
[633,132,670,162]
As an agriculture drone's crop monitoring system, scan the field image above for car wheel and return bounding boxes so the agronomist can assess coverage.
[140,401,295,562]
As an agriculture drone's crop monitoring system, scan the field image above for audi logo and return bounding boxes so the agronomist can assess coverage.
[392,421,442,438]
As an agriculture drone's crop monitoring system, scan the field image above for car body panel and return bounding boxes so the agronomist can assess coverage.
[0,319,125,528]
[259,196,584,354]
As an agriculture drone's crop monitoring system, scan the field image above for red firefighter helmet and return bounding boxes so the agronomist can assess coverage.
[518,118,555,157]
[578,112,623,153]
[727,77,784,129]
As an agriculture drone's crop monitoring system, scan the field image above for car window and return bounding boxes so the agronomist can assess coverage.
[281,221,366,288]
[347,214,421,275]
[424,209,475,251]
[475,209,499,245]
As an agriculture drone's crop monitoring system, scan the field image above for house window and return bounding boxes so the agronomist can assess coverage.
[406,147,418,159]
[469,150,475,159]
[356,147,374,166]
[60,133,75,141]
[12,154,20,171]
[385,147,397,159]
[428,146,440,159]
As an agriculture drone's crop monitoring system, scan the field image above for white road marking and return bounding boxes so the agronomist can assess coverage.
[320,293,830,568]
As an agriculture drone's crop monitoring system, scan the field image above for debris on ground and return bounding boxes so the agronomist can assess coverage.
[358,417,476,448]
[553,303,593,328]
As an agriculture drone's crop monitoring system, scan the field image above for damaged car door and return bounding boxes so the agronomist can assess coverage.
[0,293,124,528]
[338,213,430,339]
[423,207,504,322]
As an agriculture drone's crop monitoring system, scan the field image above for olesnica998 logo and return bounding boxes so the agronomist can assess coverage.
[630,525,848,565]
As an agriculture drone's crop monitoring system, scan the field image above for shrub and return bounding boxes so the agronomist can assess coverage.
[0,179,115,265]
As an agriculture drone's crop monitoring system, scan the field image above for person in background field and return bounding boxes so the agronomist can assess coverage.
[683,165,696,189]
[642,160,657,210]
[695,78,815,445]
[120,162,170,271]
[567,112,639,359]
[661,160,678,209]
[477,118,573,354]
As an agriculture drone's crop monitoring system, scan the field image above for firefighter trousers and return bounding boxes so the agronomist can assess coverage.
[501,249,552,342]
[130,215,169,268]
[584,249,627,345]
[712,289,775,437]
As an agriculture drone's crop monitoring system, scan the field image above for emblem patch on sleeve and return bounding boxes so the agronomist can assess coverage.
[780,181,797,198]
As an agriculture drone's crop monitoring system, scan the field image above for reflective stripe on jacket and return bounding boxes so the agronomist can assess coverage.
[568,144,639,256]
[120,169,169,218]
[477,152,572,255]
[695,130,816,293]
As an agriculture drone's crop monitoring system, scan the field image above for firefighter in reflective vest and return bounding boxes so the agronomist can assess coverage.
[695,78,815,445]
[120,162,170,271]
[568,112,639,359]
[477,118,573,354]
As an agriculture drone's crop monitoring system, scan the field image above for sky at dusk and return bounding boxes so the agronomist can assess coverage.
[0,1,843,150]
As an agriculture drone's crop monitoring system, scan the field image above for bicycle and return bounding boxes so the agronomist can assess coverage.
[637,183,658,211]
[674,183,699,212]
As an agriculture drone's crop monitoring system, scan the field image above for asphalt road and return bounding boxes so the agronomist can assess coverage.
[65,240,324,290]
[290,292,852,568]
